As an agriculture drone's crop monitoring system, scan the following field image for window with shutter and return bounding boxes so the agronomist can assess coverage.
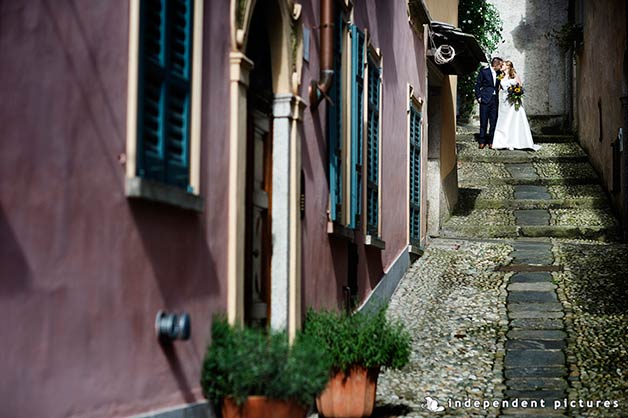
[349,25,365,229]
[366,53,381,237]
[138,0,193,190]
[328,8,344,222]
[409,100,422,246]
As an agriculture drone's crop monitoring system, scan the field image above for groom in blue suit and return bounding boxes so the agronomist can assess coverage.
[475,57,503,149]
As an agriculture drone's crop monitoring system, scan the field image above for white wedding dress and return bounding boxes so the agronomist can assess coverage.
[492,77,540,151]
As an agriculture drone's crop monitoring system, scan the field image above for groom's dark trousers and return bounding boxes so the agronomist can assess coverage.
[475,67,499,145]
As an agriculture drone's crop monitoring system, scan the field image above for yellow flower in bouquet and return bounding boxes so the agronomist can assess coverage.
[507,83,525,110]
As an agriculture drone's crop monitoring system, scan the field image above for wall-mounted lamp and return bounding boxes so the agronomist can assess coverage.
[155,310,191,342]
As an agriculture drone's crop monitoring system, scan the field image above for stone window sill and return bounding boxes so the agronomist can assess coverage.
[327,221,355,241]
[126,177,204,212]
[409,244,424,257]
[365,235,386,250]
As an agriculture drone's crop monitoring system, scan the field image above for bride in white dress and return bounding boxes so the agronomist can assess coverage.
[492,61,540,151]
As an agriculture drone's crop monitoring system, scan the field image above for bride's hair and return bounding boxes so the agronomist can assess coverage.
[505,61,517,79]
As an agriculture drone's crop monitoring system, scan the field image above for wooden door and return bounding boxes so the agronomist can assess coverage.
[245,109,272,327]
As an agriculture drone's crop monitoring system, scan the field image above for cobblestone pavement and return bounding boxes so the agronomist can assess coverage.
[373,128,628,417]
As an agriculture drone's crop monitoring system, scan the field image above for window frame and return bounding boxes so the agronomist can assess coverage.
[125,0,204,210]
[364,41,383,243]
[408,92,423,247]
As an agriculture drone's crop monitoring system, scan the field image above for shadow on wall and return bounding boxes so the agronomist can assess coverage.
[329,237,349,309]
[365,245,384,295]
[510,0,569,133]
[129,200,221,403]
[0,206,32,296]
[128,200,220,307]
[372,0,398,85]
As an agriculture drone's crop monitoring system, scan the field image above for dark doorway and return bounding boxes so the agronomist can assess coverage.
[244,4,274,328]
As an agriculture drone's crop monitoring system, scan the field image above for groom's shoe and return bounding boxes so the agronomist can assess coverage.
[479,143,486,149]
[488,144,493,149]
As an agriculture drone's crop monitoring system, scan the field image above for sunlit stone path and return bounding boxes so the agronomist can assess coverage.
[372,127,628,418]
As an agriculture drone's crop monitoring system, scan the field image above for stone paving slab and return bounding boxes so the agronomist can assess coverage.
[505,350,565,368]
[510,272,553,283]
[508,302,563,312]
[507,330,567,340]
[506,377,568,390]
[510,318,564,329]
[508,291,558,304]
[505,367,568,379]
[515,209,550,226]
[506,340,566,350]
[514,185,552,200]
[508,310,564,319]
[508,282,556,292]
[505,163,539,180]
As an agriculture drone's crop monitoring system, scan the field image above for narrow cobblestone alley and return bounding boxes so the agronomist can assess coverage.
[374,128,628,417]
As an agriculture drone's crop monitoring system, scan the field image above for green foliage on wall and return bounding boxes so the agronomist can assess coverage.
[457,0,504,123]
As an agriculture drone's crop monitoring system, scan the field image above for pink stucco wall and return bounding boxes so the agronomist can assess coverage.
[0,2,231,417]
[300,1,427,308]
[1,1,428,416]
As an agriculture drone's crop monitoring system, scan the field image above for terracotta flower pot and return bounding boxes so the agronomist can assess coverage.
[316,365,380,418]
[222,396,308,418]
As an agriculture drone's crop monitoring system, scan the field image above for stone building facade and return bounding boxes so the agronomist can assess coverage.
[488,0,570,132]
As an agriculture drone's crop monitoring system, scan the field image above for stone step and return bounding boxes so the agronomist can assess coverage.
[441,224,620,241]
[455,133,575,144]
[465,198,610,210]
[533,135,576,143]
[459,184,609,203]
[458,184,610,211]
[442,208,620,241]
[458,161,599,186]
[457,142,587,163]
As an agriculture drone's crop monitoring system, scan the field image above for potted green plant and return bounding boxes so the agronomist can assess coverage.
[304,306,411,418]
[200,317,332,418]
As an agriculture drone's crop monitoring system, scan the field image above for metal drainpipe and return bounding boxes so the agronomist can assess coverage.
[309,0,334,108]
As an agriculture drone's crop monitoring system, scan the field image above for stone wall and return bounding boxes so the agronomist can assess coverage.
[575,0,627,225]
[488,0,570,131]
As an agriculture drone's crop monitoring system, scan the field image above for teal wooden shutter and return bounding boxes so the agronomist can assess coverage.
[328,10,343,222]
[366,58,381,236]
[349,25,365,229]
[409,101,421,246]
[138,0,193,190]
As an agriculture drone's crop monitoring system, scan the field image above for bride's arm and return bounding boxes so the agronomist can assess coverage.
[515,75,523,85]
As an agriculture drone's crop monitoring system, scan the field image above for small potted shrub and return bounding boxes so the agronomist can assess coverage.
[200,317,332,418]
[304,306,411,418]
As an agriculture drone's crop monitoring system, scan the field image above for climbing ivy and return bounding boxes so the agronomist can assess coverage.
[457,0,504,123]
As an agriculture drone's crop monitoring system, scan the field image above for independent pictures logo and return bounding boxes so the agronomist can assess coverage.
[419,395,622,414]
[421,397,445,412]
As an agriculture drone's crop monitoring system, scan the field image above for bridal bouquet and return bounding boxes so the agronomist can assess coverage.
[507,83,525,110]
